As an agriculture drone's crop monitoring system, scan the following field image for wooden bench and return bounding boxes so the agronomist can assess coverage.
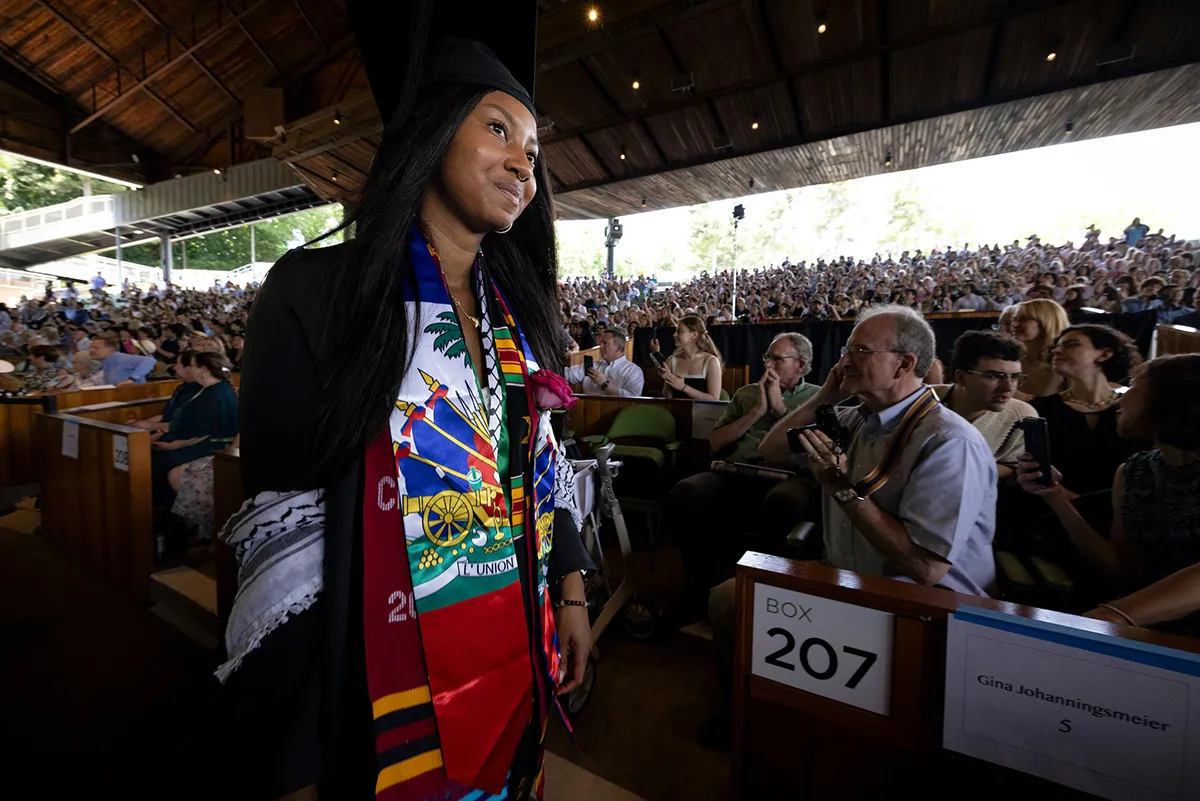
[1,380,185,488]
[641,363,750,399]
[58,397,171,426]
[732,552,1200,800]
[1156,323,1200,356]
[36,412,155,602]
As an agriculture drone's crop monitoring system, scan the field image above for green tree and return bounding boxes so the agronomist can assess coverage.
[880,179,942,255]
[686,205,735,272]
[0,154,128,214]
[814,181,856,257]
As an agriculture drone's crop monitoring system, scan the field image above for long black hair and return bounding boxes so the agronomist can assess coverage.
[309,82,564,474]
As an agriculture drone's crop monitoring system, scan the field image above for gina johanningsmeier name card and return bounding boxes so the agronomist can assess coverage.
[943,606,1200,801]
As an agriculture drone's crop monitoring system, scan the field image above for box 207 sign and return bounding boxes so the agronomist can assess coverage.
[751,583,895,715]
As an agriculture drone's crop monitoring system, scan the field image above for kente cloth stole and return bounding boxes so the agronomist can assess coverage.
[852,387,939,497]
[362,228,562,801]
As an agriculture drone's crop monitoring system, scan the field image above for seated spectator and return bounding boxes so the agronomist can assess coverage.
[564,329,643,396]
[952,282,986,312]
[1020,354,1200,636]
[761,305,998,595]
[134,327,158,357]
[20,345,67,393]
[654,314,724,400]
[987,280,1018,311]
[669,333,820,609]
[151,350,238,506]
[227,334,246,370]
[931,331,1036,479]
[1156,284,1194,324]
[157,323,187,365]
[127,352,202,432]
[89,333,157,385]
[1009,299,1069,398]
[1121,277,1165,314]
[66,326,91,353]
[1032,324,1144,497]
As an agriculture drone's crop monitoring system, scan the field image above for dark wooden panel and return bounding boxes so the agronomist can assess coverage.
[586,120,663,173]
[535,62,618,129]
[890,26,992,118]
[664,1,776,91]
[767,0,875,71]
[797,58,883,137]
[643,105,720,164]
[581,32,680,114]
[711,81,798,150]
[542,137,608,186]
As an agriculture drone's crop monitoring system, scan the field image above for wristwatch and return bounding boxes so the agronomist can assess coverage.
[833,487,865,505]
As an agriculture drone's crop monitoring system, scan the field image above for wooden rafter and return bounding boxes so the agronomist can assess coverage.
[542,0,1081,144]
[31,0,197,132]
[574,59,669,168]
[291,0,326,50]
[754,0,803,138]
[126,0,239,105]
[69,0,273,134]
[219,1,279,74]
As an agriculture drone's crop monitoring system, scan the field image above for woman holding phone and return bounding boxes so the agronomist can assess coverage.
[1017,354,1200,635]
[649,314,724,400]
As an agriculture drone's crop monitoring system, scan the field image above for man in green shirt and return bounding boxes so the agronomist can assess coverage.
[668,332,821,613]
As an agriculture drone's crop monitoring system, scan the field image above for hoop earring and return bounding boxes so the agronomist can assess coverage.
[497,222,513,234]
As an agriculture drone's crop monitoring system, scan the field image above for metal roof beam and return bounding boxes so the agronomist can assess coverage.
[69,0,272,134]
[31,0,197,132]
[126,0,239,105]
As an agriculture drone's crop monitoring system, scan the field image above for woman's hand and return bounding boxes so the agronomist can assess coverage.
[152,439,180,450]
[661,366,686,391]
[1015,452,1066,501]
[649,338,661,354]
[555,575,592,695]
[1083,606,1134,626]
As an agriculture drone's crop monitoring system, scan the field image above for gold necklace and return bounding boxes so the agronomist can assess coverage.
[450,292,480,328]
[1062,386,1118,410]
[425,233,481,328]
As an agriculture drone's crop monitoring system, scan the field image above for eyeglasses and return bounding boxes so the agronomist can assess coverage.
[763,354,800,364]
[840,345,906,358]
[963,369,1026,385]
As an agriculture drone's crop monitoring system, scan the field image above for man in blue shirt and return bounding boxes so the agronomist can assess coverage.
[1121,277,1165,314]
[88,333,156,385]
[1124,218,1149,248]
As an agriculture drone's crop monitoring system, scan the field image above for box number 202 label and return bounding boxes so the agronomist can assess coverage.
[751,583,895,715]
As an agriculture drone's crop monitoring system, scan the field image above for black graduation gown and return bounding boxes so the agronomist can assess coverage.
[222,244,593,800]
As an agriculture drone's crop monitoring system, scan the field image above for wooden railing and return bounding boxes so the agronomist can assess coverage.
[731,552,1200,800]
[36,412,155,602]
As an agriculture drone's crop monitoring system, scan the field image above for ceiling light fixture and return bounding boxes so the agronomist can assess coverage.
[331,171,339,182]
[1046,50,1057,62]
[884,151,893,168]
[619,151,626,160]
[751,121,759,130]
[587,8,598,23]
[333,110,342,125]
[816,12,827,34]
[632,78,640,90]
[213,168,222,175]
[641,197,647,207]
[1065,119,1074,134]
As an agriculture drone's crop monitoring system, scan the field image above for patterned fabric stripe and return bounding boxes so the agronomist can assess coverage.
[375,745,445,793]
[374,701,435,736]
[853,388,939,497]
[372,686,432,720]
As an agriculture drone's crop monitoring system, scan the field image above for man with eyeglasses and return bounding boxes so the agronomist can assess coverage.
[930,330,1036,480]
[759,305,998,596]
[667,333,821,613]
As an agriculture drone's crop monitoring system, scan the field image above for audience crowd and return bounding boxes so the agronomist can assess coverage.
[2,220,1197,640]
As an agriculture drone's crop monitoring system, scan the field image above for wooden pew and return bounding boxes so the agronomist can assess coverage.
[36,412,155,602]
[722,364,749,397]
[0,395,50,487]
[731,552,1200,800]
[565,394,696,442]
[60,397,170,426]
[1156,323,1200,357]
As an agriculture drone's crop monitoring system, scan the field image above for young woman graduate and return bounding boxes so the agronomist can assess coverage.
[217,3,593,799]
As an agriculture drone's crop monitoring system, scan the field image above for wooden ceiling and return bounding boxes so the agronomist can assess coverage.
[2,0,1200,219]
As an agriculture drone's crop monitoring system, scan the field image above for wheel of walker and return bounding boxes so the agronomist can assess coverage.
[620,596,658,641]
[565,656,598,721]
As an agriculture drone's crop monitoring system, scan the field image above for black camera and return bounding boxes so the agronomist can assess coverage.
[787,404,849,454]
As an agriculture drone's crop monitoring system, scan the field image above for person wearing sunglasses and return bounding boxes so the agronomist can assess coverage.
[930,330,1037,480]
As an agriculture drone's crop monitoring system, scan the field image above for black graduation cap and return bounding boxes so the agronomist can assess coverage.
[346,0,538,124]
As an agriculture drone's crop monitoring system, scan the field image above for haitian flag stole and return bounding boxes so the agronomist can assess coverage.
[362,227,560,800]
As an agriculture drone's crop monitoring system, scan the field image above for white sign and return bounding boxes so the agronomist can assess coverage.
[751,582,894,715]
[944,607,1200,801]
[691,400,728,440]
[61,421,79,459]
[113,435,129,472]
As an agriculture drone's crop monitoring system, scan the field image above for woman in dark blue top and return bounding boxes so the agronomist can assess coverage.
[151,349,238,505]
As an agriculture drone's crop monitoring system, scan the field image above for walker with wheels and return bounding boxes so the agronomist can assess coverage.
[563,441,657,719]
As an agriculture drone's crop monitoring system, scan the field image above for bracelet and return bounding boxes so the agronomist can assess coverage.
[555,599,587,611]
[1098,603,1137,627]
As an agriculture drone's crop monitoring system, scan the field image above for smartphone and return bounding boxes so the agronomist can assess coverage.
[583,355,594,372]
[650,351,666,368]
[1018,417,1054,487]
